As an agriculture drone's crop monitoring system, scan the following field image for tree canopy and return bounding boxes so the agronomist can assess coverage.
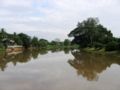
[0,28,74,50]
[68,17,120,51]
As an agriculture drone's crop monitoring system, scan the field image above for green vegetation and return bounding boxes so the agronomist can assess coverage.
[1,17,119,52]
[0,28,76,51]
[68,17,120,52]
[0,43,5,51]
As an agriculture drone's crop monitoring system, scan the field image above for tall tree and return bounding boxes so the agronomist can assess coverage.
[39,39,48,48]
[18,33,31,48]
[68,17,113,48]
[64,39,71,46]
[31,37,39,47]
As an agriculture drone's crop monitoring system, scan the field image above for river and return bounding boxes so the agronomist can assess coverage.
[0,49,120,90]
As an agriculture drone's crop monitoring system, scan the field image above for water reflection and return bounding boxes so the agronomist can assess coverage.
[0,49,71,72]
[0,49,48,71]
[68,51,120,81]
[63,48,70,54]
[50,48,71,54]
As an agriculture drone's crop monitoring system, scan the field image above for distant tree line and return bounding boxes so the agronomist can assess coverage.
[0,29,74,50]
[68,17,120,51]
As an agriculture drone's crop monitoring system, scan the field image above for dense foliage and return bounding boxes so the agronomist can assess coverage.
[0,29,73,50]
[68,17,120,51]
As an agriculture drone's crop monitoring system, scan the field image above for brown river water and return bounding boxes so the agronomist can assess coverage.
[0,49,120,90]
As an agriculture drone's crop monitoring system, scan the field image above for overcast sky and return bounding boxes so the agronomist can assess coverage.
[0,0,120,41]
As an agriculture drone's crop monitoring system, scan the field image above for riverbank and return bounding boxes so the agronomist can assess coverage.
[6,45,23,53]
[46,45,79,50]
[0,48,5,53]
[82,47,120,55]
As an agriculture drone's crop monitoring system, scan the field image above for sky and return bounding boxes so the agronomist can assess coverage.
[0,0,120,41]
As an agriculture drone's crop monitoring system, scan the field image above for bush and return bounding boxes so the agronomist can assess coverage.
[0,43,5,50]
[94,42,104,49]
[105,41,118,51]
[117,39,120,50]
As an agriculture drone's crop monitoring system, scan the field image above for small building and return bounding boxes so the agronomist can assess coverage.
[6,45,23,53]
[2,38,23,53]
[2,38,15,48]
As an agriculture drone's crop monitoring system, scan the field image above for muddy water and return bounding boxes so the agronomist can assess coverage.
[0,50,120,90]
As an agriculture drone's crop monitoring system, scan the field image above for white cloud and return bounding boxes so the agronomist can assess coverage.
[0,0,33,7]
[0,0,120,40]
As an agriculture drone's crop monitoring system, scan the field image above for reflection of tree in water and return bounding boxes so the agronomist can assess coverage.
[50,48,72,54]
[68,51,120,81]
[0,52,7,71]
[39,49,48,55]
[0,49,48,71]
[63,48,71,54]
[51,48,63,53]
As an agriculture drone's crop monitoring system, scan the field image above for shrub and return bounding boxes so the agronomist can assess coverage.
[0,43,5,50]
[105,41,118,51]
[94,42,104,49]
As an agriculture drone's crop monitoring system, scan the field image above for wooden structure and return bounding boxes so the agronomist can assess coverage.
[6,45,23,53]
[2,38,23,53]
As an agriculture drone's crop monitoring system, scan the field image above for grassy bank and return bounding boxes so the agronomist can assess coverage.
[82,47,120,55]
[46,45,79,50]
[0,48,5,53]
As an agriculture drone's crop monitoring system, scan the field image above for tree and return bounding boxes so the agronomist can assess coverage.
[50,38,61,46]
[0,28,7,39]
[12,32,23,45]
[18,33,31,48]
[50,41,57,46]
[31,37,39,47]
[105,41,118,51]
[115,38,120,51]
[39,39,48,48]
[64,39,71,46]
[68,17,113,48]
[0,43,5,49]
